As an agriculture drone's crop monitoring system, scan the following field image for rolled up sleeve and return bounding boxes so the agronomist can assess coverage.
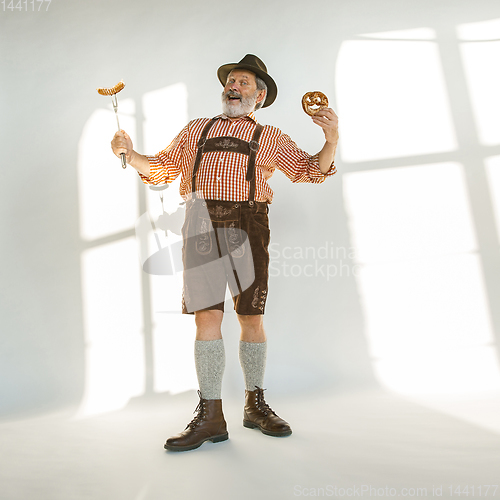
[276,134,336,183]
[138,124,188,185]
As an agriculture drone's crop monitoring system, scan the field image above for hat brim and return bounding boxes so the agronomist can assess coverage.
[217,63,277,108]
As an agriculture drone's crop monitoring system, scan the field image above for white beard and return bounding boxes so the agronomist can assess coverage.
[221,90,259,118]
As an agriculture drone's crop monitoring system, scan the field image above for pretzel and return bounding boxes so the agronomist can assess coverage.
[96,80,125,96]
[302,91,328,116]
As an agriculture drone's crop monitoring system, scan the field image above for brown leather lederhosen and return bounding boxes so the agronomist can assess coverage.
[181,117,271,315]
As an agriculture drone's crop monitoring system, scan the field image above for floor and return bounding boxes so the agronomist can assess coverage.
[1,388,499,500]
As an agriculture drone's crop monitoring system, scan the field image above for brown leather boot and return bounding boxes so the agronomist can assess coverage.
[164,391,229,451]
[243,386,292,437]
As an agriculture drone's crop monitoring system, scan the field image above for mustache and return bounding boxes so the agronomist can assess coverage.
[223,90,243,100]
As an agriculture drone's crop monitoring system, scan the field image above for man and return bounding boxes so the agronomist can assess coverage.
[111,54,339,452]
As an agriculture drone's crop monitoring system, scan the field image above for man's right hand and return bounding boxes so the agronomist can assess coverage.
[110,129,151,178]
[111,130,133,162]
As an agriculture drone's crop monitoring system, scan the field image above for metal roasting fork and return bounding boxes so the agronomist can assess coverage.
[96,80,127,169]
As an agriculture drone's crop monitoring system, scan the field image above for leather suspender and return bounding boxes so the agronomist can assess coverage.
[191,117,263,202]
[191,117,219,196]
[246,124,263,202]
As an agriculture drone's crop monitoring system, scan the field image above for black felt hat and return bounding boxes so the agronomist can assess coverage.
[217,54,277,108]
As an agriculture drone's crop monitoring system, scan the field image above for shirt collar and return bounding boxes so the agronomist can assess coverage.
[218,112,258,123]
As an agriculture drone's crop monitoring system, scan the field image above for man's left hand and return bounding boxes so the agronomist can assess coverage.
[312,108,339,144]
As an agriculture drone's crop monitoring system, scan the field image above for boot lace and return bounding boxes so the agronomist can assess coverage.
[186,390,207,429]
[254,386,276,416]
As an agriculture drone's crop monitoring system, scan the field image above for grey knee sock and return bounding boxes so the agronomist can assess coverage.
[239,340,267,391]
[194,339,225,400]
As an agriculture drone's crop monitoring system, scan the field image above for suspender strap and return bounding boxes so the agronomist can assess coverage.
[191,117,219,196]
[246,123,263,203]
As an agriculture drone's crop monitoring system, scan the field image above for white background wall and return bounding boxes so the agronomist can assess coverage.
[1,0,500,418]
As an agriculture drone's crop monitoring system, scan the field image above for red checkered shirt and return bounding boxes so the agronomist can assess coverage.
[139,112,336,203]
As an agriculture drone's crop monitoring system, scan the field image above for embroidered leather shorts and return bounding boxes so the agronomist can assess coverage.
[181,199,270,315]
